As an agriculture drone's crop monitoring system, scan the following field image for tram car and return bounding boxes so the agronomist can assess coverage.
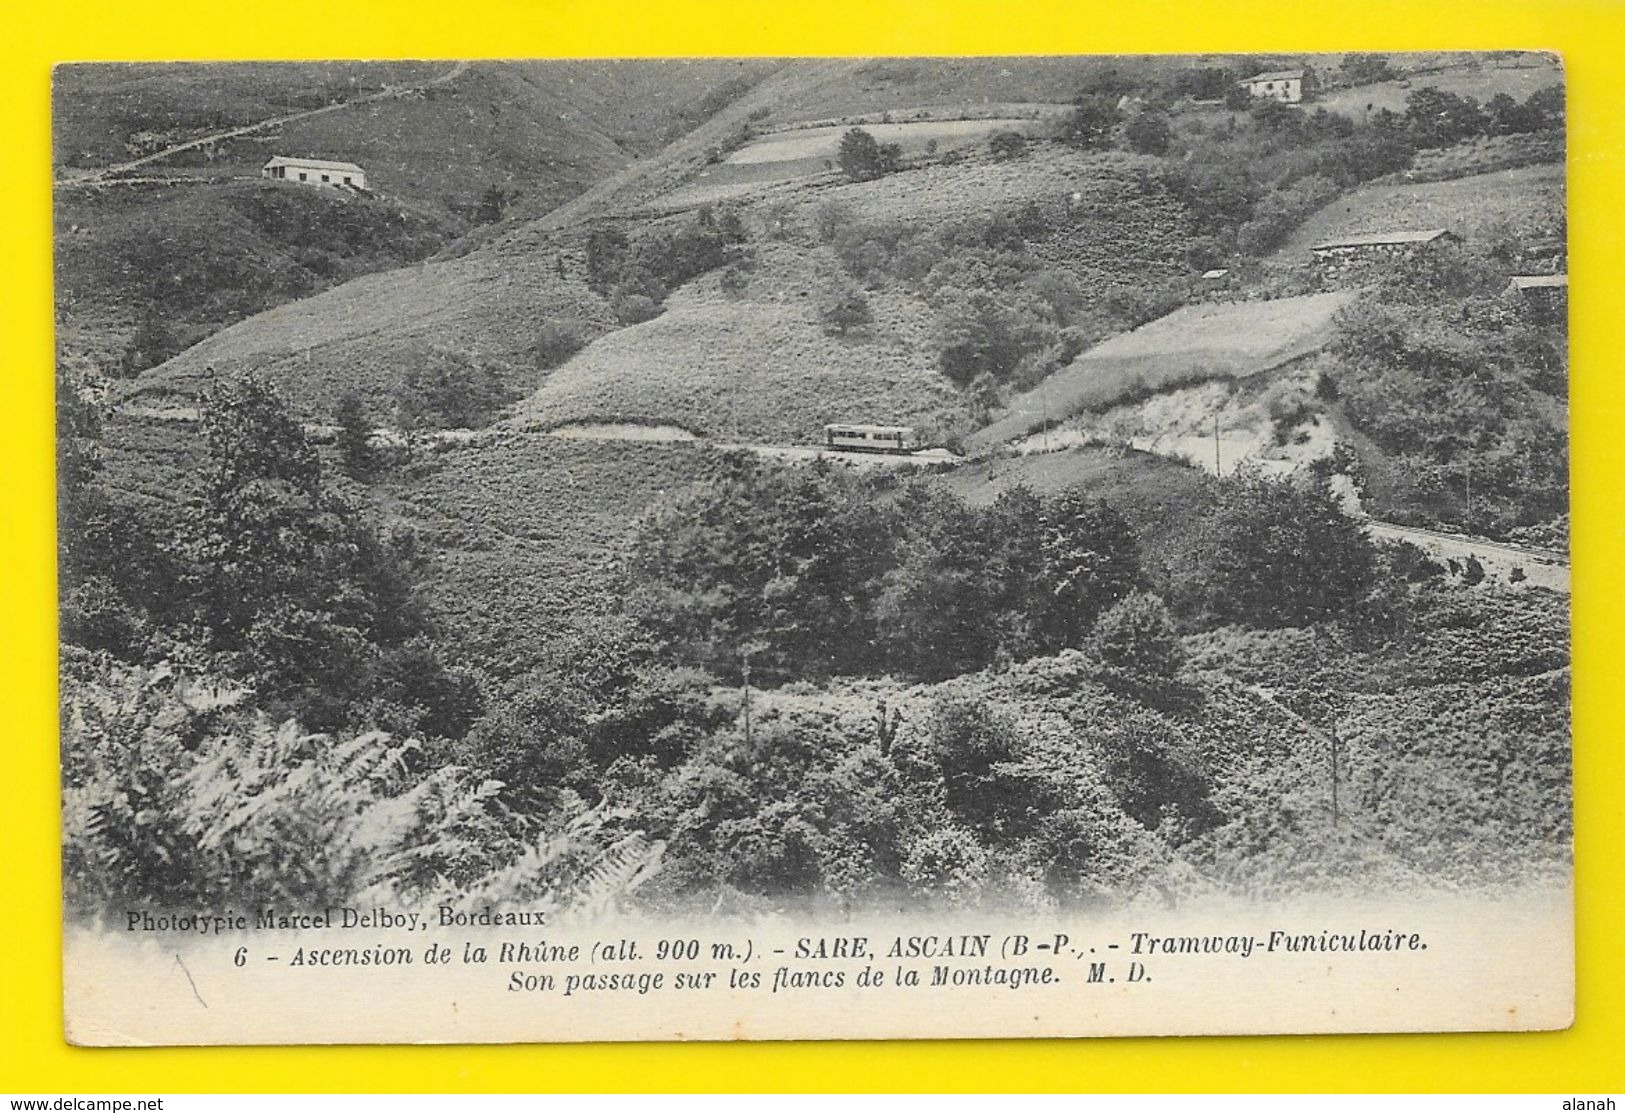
[823,423,922,454]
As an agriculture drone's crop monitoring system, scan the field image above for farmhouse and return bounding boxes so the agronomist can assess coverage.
[1309,228,1459,271]
[262,156,368,191]
[1239,69,1311,104]
[1505,273,1568,317]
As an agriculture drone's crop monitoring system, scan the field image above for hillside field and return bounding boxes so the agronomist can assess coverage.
[1315,54,1563,119]
[969,293,1353,451]
[383,434,717,671]
[509,242,971,445]
[123,235,611,419]
[1271,163,1566,259]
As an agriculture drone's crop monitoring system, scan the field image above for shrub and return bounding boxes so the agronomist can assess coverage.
[988,129,1028,159]
[610,292,663,325]
[1061,95,1121,149]
[816,278,874,335]
[533,320,590,369]
[1094,592,1183,677]
[394,349,518,431]
[1124,111,1174,155]
[334,390,375,476]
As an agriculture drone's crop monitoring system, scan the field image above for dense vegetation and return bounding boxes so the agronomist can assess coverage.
[59,56,1571,919]
[56,182,458,373]
[1325,243,1568,538]
[583,206,749,323]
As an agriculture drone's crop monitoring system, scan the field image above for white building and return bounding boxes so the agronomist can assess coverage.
[262,156,368,191]
[1239,69,1310,103]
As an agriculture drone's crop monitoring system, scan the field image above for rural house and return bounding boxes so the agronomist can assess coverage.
[262,156,368,191]
[1239,68,1312,103]
[1504,273,1568,318]
[1309,228,1459,273]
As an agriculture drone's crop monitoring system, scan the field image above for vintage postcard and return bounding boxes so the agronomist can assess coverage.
[55,53,1572,1045]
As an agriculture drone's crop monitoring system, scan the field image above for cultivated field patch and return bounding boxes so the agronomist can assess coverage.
[969,292,1354,450]
[1271,163,1566,260]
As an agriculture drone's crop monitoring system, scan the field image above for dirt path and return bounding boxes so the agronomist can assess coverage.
[1365,518,1569,593]
[55,61,470,187]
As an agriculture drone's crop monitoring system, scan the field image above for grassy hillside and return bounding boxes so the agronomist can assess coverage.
[122,235,611,418]
[53,61,450,168]
[54,59,781,369]
[55,60,778,212]
[382,434,716,672]
[510,241,970,443]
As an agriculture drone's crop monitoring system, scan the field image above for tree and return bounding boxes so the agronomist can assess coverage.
[932,288,1057,385]
[1124,111,1174,155]
[1061,95,1121,149]
[837,128,900,182]
[1405,87,1489,148]
[817,279,874,335]
[1341,53,1395,86]
[182,373,332,646]
[393,349,517,430]
[1036,492,1142,649]
[177,372,467,733]
[1249,98,1300,134]
[1197,471,1377,627]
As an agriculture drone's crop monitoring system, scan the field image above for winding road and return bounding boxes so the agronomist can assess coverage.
[112,401,1571,592]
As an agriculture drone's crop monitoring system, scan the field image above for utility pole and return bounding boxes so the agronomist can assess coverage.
[1041,380,1052,454]
[741,649,752,750]
[1213,412,1222,476]
[1329,716,1340,828]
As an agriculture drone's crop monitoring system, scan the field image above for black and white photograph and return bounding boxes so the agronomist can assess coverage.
[54,52,1573,1044]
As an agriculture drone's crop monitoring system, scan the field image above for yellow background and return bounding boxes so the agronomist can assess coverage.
[4,0,1621,1093]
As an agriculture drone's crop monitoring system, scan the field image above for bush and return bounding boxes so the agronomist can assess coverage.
[1124,111,1174,155]
[1094,592,1183,677]
[1061,95,1121,149]
[533,320,590,369]
[394,349,518,431]
[988,130,1028,159]
[610,292,663,325]
[816,279,874,335]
